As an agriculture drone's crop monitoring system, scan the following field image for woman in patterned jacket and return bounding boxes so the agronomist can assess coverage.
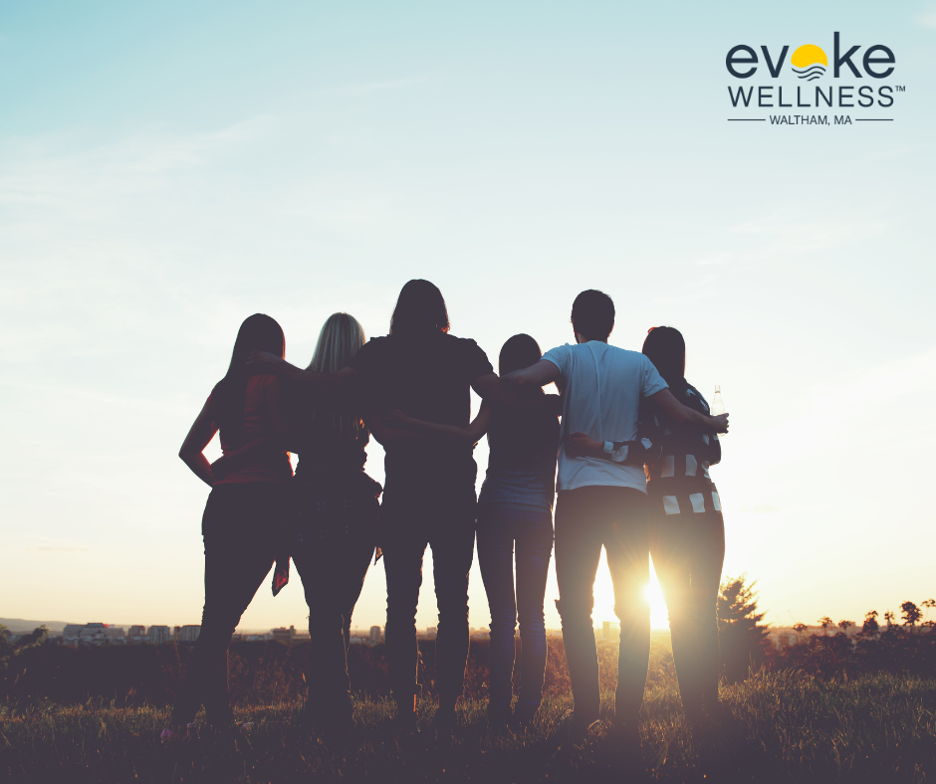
[641,326,725,729]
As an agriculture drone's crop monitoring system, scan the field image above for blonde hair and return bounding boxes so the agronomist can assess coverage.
[306,313,366,440]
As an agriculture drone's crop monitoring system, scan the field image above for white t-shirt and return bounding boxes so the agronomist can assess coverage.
[542,341,668,493]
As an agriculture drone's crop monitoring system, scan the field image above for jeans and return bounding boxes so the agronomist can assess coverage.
[476,504,553,718]
[291,465,380,722]
[649,509,725,719]
[554,485,650,726]
[381,495,476,705]
[292,537,374,722]
[172,483,286,726]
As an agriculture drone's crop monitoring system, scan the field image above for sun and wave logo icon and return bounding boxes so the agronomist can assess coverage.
[791,44,828,80]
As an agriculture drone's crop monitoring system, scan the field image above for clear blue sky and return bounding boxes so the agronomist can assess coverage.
[2,0,935,632]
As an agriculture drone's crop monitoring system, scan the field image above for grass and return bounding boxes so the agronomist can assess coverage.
[1,670,933,783]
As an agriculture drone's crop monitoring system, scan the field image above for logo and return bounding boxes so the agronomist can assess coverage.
[725,32,904,126]
[790,45,827,81]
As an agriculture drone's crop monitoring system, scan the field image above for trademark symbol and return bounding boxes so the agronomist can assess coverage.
[896,85,906,92]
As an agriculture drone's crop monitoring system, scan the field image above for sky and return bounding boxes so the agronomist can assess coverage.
[2,0,935,634]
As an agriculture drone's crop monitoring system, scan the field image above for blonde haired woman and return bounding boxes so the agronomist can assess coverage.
[289,312,381,735]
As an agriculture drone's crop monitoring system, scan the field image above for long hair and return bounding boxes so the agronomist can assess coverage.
[212,313,286,432]
[642,326,687,396]
[490,334,550,447]
[305,312,367,440]
[499,333,543,378]
[389,279,450,337]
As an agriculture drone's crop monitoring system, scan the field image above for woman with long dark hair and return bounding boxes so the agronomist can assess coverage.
[166,313,292,736]
[641,326,726,729]
[476,335,560,726]
[289,312,381,735]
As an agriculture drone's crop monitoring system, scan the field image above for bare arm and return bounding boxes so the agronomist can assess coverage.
[502,359,562,388]
[179,399,218,487]
[246,351,359,391]
[648,389,728,433]
[382,402,493,444]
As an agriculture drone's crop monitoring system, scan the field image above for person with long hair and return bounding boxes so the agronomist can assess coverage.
[476,335,560,727]
[640,326,726,730]
[288,312,381,735]
[166,313,292,737]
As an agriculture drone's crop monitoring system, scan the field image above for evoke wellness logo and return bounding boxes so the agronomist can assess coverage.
[726,32,904,126]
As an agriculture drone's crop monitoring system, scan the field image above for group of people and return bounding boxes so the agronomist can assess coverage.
[169,280,729,749]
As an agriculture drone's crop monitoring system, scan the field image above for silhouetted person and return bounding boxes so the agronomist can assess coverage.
[288,313,381,735]
[504,290,727,750]
[476,336,559,727]
[168,313,292,736]
[642,326,726,730]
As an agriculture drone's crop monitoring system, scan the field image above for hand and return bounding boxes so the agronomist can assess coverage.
[711,413,729,434]
[566,432,603,457]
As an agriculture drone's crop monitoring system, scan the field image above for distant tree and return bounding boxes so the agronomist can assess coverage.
[793,623,808,636]
[819,617,835,633]
[923,599,936,628]
[862,611,880,636]
[838,620,855,633]
[718,574,769,682]
[884,611,895,627]
[901,602,922,628]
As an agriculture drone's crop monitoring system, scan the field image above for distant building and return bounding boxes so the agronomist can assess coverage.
[369,626,382,644]
[147,625,172,644]
[128,625,146,638]
[62,623,126,645]
[173,626,182,640]
[272,626,297,645]
[177,625,201,643]
[601,621,621,641]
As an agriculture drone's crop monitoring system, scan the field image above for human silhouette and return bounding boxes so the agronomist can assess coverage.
[288,313,381,735]
[167,313,292,736]
[642,326,726,730]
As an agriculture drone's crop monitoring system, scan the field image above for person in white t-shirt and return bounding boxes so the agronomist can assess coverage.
[503,290,728,750]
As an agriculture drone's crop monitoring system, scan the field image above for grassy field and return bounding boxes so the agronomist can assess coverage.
[2,669,933,784]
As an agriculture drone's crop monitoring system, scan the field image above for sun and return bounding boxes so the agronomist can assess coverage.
[591,552,670,631]
[791,44,828,81]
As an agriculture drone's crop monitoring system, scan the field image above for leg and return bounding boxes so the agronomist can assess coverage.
[604,488,651,728]
[688,512,726,713]
[650,513,703,720]
[173,486,278,726]
[514,509,553,719]
[554,488,606,725]
[476,507,518,720]
[293,537,374,724]
[383,529,428,717]
[430,515,475,712]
